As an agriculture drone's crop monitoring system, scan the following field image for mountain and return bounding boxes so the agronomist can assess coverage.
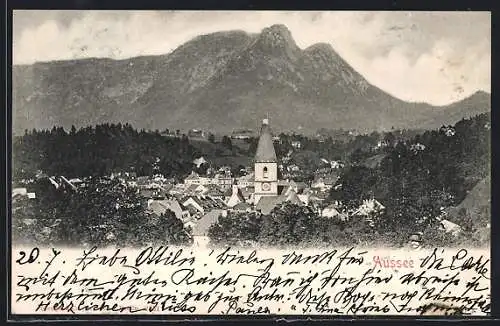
[12,24,491,135]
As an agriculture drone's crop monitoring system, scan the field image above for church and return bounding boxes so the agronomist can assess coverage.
[254,118,278,204]
[253,118,302,214]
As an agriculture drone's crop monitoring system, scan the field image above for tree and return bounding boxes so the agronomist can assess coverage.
[221,136,233,150]
[12,178,191,246]
[384,132,396,148]
[350,148,365,164]
[143,210,192,245]
[231,164,246,178]
[330,166,380,209]
[258,204,320,247]
[208,211,262,246]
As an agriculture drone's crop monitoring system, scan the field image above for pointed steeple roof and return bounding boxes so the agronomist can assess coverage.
[255,119,277,162]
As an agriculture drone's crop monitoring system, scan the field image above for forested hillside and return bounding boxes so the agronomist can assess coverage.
[210,113,491,247]
[13,123,198,182]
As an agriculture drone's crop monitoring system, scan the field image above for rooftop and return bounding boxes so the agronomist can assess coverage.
[255,119,277,163]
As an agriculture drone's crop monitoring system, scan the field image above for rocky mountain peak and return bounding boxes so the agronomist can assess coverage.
[254,24,300,59]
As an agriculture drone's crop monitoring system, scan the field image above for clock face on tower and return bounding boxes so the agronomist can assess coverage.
[262,182,271,191]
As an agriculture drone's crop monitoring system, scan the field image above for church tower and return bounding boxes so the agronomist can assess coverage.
[254,118,278,205]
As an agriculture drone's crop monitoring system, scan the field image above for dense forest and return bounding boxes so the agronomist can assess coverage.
[13,123,198,182]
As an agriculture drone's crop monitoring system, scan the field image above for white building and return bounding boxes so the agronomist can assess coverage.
[254,119,279,205]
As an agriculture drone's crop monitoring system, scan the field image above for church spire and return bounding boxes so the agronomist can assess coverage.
[255,118,277,162]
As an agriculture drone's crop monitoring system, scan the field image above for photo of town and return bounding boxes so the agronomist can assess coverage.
[11,11,491,249]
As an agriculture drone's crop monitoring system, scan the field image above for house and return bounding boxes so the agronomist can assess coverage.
[287,180,307,194]
[282,189,302,206]
[239,186,254,201]
[231,129,255,140]
[193,157,207,168]
[308,191,329,203]
[68,178,84,187]
[311,173,339,192]
[376,140,389,149]
[182,197,206,214]
[12,188,37,202]
[321,204,348,221]
[237,172,254,187]
[279,185,293,197]
[255,196,284,215]
[139,185,169,199]
[12,188,27,198]
[297,193,311,206]
[187,184,209,195]
[161,130,178,138]
[126,172,138,179]
[287,164,300,172]
[184,204,201,220]
[291,140,302,149]
[226,185,245,208]
[148,199,184,221]
[311,178,330,192]
[440,219,462,236]
[182,195,226,216]
[352,199,385,227]
[188,129,205,138]
[200,176,213,186]
[218,166,232,174]
[409,232,423,248]
[214,173,233,190]
[330,161,343,169]
[136,176,151,187]
[48,177,60,189]
[60,176,78,191]
[323,173,339,186]
[205,185,225,199]
[169,184,187,196]
[353,199,385,216]
[232,202,252,212]
[139,188,155,199]
[184,171,201,185]
[159,183,174,194]
[191,209,226,247]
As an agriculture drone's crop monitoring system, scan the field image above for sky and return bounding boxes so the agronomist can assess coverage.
[13,11,491,105]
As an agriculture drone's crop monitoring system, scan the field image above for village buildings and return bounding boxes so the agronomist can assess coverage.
[13,118,471,249]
